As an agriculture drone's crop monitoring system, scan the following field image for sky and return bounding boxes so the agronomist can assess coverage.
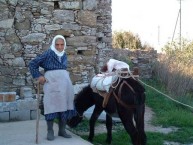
[112,0,193,52]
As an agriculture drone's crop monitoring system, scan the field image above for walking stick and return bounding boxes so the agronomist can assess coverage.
[36,81,40,144]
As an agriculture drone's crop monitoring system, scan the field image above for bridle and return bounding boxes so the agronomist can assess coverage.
[76,110,84,118]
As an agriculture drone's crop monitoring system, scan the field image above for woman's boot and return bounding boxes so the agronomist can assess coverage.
[58,120,72,138]
[47,120,54,141]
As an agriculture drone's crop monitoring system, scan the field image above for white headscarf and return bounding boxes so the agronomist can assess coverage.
[50,35,66,57]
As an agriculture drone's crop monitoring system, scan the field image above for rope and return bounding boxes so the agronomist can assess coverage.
[111,69,138,89]
[76,110,84,118]
[115,69,139,80]
[114,69,193,110]
[111,77,120,88]
[138,79,193,110]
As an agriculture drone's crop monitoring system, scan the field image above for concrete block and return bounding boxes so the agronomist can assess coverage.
[0,94,3,102]
[1,102,17,112]
[0,112,10,122]
[16,100,30,110]
[10,110,30,121]
[29,99,38,110]
[8,102,17,111]
[30,110,37,120]
[0,102,4,112]
[20,87,33,99]
[16,99,37,110]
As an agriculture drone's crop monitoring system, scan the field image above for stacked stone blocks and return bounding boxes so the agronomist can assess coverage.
[0,87,37,122]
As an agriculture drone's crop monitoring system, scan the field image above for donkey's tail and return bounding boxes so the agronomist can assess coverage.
[134,101,147,145]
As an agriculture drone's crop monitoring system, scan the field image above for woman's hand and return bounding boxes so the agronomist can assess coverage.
[38,76,46,85]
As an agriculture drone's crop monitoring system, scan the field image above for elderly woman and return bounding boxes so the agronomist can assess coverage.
[29,35,76,141]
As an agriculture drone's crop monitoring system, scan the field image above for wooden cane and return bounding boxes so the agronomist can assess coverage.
[36,81,40,144]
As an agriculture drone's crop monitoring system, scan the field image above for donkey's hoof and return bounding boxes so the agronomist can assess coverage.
[88,137,93,142]
[106,139,112,144]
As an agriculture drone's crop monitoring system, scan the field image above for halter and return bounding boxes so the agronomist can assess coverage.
[76,110,84,118]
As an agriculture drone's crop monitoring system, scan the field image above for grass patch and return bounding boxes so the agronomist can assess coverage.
[143,79,193,144]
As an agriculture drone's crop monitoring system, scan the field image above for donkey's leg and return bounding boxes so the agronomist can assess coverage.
[105,113,112,144]
[117,108,139,145]
[134,105,147,145]
[88,106,103,142]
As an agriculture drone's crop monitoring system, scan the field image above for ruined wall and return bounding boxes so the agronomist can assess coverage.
[112,48,157,79]
[0,0,112,93]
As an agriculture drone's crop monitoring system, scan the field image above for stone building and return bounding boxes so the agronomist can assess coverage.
[0,0,158,121]
[0,0,112,93]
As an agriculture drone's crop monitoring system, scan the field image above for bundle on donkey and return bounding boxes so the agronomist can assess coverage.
[68,62,147,145]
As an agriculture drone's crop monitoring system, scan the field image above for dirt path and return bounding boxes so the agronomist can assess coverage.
[93,106,178,135]
[144,106,178,134]
[145,106,193,145]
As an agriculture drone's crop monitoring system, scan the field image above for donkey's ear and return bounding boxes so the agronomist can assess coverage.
[133,67,139,75]
[101,64,108,72]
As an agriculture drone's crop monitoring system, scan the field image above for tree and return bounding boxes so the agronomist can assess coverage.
[162,38,193,64]
[112,31,142,49]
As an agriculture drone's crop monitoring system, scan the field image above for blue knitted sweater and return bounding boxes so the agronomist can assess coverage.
[29,49,67,78]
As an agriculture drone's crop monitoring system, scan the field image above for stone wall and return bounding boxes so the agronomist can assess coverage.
[0,91,37,121]
[0,0,112,94]
[112,48,157,79]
